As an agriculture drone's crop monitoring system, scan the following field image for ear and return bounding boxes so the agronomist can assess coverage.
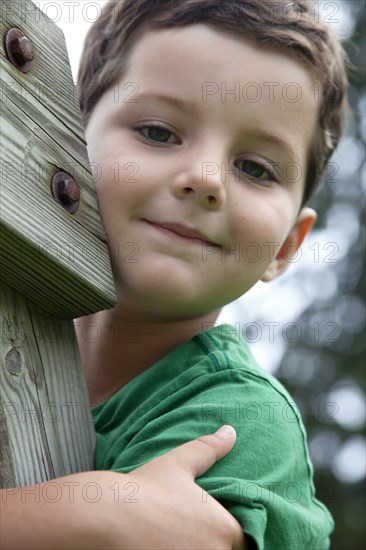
[261,207,317,282]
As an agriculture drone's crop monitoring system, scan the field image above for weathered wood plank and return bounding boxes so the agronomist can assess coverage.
[0,0,108,488]
[1,0,86,141]
[1,0,117,319]
[0,281,95,487]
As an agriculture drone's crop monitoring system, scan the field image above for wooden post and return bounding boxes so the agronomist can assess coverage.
[0,0,117,487]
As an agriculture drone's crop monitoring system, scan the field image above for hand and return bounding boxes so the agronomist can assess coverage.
[1,425,246,550]
[99,424,246,549]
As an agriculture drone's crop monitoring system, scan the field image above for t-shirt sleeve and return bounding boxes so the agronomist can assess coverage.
[102,370,334,550]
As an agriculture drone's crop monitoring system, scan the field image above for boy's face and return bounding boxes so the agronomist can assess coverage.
[85,24,318,321]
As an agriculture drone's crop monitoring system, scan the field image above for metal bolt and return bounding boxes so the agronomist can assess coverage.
[51,172,80,214]
[4,28,34,73]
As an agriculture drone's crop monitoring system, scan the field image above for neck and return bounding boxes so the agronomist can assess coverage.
[74,306,221,405]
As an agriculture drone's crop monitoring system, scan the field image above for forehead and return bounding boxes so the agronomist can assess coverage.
[124,23,317,105]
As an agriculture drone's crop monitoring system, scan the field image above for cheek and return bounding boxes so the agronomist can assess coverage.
[230,200,293,261]
[232,207,285,242]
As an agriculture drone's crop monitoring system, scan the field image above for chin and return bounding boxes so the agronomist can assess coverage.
[113,274,217,322]
[111,257,246,320]
[116,257,198,295]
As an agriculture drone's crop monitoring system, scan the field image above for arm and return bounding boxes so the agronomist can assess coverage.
[105,371,334,549]
[1,426,246,550]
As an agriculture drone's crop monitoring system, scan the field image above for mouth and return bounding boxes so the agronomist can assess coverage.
[142,220,221,247]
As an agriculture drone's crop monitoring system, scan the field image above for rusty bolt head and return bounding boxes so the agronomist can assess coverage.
[51,172,80,214]
[4,28,34,73]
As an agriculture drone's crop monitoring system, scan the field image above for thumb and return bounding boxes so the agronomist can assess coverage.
[164,425,237,479]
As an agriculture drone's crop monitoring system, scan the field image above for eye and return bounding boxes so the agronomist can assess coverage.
[235,159,276,183]
[135,124,180,144]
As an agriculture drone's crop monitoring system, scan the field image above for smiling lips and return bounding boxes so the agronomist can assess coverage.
[143,220,221,247]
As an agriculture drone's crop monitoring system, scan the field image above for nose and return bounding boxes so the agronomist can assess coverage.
[171,146,227,209]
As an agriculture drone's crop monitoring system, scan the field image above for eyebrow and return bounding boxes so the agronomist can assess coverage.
[131,91,299,162]
[243,128,300,163]
[130,91,198,113]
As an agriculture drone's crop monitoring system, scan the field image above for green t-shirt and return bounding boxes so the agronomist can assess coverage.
[92,323,334,549]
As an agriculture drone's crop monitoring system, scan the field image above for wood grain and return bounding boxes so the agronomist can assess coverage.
[0,0,111,487]
[1,0,117,319]
[0,281,95,487]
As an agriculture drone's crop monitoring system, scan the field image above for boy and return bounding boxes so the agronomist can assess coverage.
[75,0,348,548]
[1,0,348,548]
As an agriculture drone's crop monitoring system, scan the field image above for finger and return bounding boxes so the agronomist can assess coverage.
[157,424,237,479]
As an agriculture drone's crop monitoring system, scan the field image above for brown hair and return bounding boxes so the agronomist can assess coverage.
[77,0,349,204]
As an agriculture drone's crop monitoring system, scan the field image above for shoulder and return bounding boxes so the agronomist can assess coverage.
[190,323,302,426]
[189,327,334,549]
[184,326,315,485]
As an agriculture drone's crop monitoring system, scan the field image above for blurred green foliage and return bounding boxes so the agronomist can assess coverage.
[276,2,365,548]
